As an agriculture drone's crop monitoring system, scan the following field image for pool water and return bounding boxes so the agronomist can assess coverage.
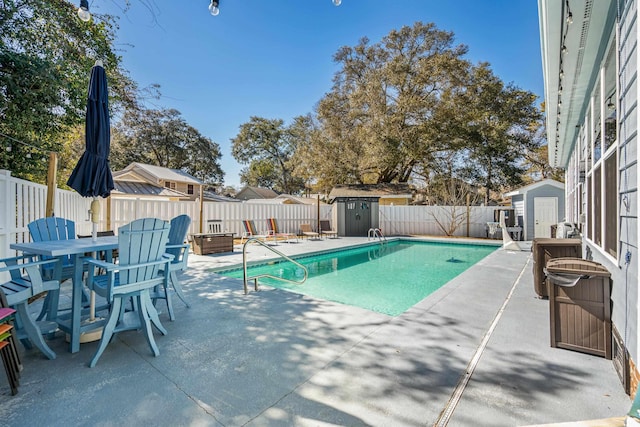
[220,240,497,316]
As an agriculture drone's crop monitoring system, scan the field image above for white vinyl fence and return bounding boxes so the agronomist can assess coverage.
[1,169,502,259]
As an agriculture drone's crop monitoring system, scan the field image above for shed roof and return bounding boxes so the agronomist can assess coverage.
[328,183,412,200]
[504,179,565,197]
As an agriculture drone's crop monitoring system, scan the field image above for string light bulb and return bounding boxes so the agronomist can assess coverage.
[208,0,220,16]
[333,0,342,5]
[77,0,91,22]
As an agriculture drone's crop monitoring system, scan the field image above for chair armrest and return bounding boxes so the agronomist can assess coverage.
[165,243,188,251]
[162,254,176,262]
[0,258,59,273]
[85,257,118,272]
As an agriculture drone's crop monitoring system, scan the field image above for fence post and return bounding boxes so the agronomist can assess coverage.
[0,170,12,276]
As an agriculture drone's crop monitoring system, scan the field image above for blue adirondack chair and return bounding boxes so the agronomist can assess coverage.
[152,214,191,321]
[85,218,171,367]
[0,255,61,360]
[27,217,87,321]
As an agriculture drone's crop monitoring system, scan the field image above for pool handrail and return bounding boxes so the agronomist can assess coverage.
[368,228,386,242]
[242,237,308,294]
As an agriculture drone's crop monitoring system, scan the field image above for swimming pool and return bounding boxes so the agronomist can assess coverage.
[218,240,497,316]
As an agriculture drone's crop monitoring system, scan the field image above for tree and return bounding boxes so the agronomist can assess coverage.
[302,22,471,186]
[0,0,135,182]
[231,116,305,194]
[111,108,224,184]
[452,63,543,201]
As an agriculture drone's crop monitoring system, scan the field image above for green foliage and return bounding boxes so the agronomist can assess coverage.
[0,0,134,183]
[231,116,305,194]
[111,108,224,184]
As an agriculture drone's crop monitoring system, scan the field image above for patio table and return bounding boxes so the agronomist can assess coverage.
[10,236,118,353]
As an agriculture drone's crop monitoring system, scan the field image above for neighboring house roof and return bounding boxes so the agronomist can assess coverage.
[503,179,565,197]
[112,162,202,185]
[275,194,326,205]
[235,186,279,200]
[202,191,241,203]
[328,183,412,200]
[112,181,190,199]
[245,198,301,205]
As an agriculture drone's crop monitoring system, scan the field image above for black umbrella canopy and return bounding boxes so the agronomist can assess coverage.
[67,63,114,198]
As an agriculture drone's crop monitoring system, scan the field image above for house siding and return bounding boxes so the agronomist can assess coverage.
[608,0,640,374]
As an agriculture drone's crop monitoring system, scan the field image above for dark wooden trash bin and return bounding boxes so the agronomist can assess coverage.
[191,233,234,255]
[546,257,611,359]
[531,238,582,298]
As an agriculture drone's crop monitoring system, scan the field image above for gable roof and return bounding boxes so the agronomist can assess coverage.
[328,183,412,201]
[112,163,202,185]
[504,179,565,197]
[235,186,279,200]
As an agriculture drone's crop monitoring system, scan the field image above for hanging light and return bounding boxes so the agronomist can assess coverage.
[566,11,573,24]
[208,0,220,16]
[333,0,342,5]
[607,95,616,110]
[77,0,91,22]
[561,45,568,55]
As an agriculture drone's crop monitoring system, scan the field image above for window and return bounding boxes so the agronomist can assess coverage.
[605,154,618,257]
[164,181,176,190]
[593,167,602,246]
[586,175,592,240]
[187,184,194,195]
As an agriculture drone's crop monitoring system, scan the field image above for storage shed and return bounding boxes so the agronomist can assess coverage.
[504,179,565,240]
[328,184,411,236]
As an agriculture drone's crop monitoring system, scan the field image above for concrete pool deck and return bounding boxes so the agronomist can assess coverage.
[0,236,631,426]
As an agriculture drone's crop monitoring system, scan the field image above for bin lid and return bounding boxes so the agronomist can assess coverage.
[545,257,610,277]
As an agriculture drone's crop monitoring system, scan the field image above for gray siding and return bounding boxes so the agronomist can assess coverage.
[524,186,565,240]
[603,0,639,366]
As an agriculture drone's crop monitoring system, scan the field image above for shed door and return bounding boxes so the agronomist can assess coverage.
[345,200,371,236]
[534,197,558,238]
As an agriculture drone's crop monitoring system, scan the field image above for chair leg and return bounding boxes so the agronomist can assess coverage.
[89,298,121,368]
[142,291,167,336]
[170,271,190,308]
[137,291,161,357]
[14,303,56,360]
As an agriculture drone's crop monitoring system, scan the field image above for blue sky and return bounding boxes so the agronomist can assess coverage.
[94,0,543,188]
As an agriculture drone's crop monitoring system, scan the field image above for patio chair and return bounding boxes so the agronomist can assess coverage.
[299,223,320,240]
[266,218,298,244]
[319,220,338,239]
[28,217,89,321]
[152,214,191,321]
[85,218,172,367]
[0,255,61,360]
[240,220,270,244]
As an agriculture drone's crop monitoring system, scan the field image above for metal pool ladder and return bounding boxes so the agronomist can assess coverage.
[242,237,308,294]
[368,228,386,243]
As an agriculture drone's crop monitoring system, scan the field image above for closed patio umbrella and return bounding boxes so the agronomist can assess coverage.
[67,60,114,239]
[66,60,114,334]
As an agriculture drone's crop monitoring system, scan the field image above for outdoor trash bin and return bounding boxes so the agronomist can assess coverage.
[532,238,582,298]
[545,257,612,359]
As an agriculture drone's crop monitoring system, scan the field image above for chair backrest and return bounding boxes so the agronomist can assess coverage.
[242,220,258,235]
[28,218,76,266]
[117,218,170,286]
[300,224,313,233]
[320,220,333,231]
[267,218,280,233]
[167,215,191,268]
[28,217,76,242]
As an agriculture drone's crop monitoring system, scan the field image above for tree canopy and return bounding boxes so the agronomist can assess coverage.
[231,116,305,194]
[111,108,224,184]
[0,0,136,182]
